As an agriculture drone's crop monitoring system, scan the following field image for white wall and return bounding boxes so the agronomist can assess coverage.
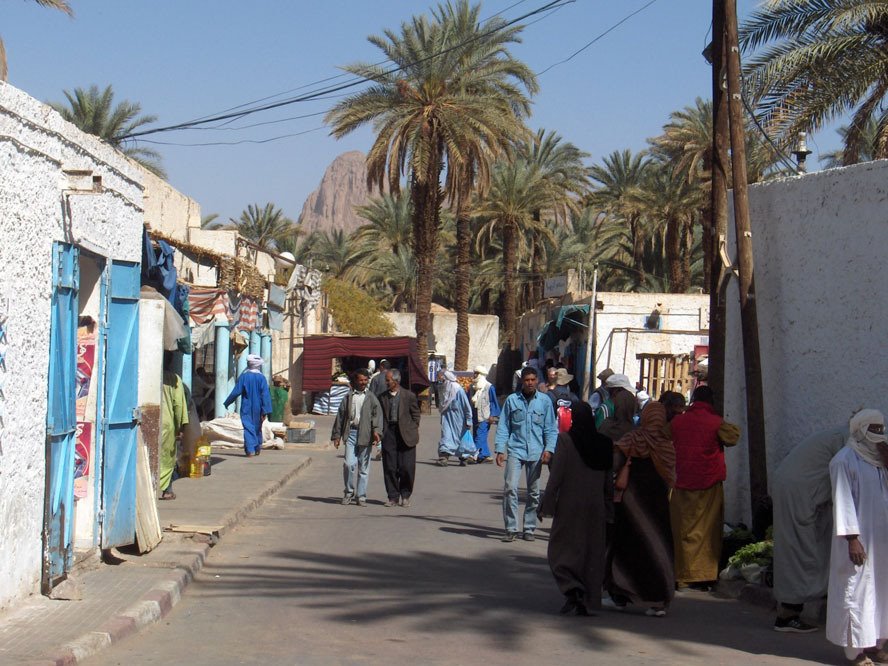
[384,312,500,371]
[0,82,143,609]
[723,160,888,524]
[142,168,201,242]
[593,292,708,385]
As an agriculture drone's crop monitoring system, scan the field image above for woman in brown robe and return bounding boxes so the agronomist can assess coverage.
[605,401,676,617]
[539,403,613,616]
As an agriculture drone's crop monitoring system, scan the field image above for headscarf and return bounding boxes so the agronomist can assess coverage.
[567,402,613,470]
[472,367,491,407]
[615,401,676,487]
[368,360,376,373]
[439,370,462,411]
[847,409,886,468]
[246,354,263,373]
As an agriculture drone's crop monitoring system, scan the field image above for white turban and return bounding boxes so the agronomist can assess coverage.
[246,354,264,373]
[368,360,376,372]
[847,409,886,468]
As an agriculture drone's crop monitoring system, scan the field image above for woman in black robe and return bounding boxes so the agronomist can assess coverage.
[539,403,613,616]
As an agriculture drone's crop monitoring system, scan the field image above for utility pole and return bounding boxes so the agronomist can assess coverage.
[724,0,769,531]
[708,0,729,413]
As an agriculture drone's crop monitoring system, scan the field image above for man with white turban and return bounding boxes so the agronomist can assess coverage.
[224,354,273,457]
[826,409,888,665]
[469,366,500,463]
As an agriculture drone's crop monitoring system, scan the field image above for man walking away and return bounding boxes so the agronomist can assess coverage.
[589,368,614,412]
[369,359,390,396]
[772,424,846,633]
[377,369,421,507]
[470,365,500,463]
[826,410,888,666]
[223,354,273,457]
[331,369,382,507]
[495,366,558,542]
[669,386,740,589]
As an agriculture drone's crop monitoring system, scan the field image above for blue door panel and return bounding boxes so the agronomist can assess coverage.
[44,242,79,590]
[101,260,140,548]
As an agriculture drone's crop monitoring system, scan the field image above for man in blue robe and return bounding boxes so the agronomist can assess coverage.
[437,371,476,466]
[224,354,273,457]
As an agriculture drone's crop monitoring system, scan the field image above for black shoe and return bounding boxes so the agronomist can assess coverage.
[773,616,818,633]
[501,532,518,542]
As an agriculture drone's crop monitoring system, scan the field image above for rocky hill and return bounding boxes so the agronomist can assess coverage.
[297,150,375,235]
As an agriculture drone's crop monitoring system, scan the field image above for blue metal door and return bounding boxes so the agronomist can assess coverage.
[101,260,140,548]
[43,242,79,592]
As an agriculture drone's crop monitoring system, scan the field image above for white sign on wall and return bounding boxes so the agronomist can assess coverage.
[544,275,567,298]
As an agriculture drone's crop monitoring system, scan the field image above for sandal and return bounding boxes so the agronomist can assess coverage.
[160,490,176,500]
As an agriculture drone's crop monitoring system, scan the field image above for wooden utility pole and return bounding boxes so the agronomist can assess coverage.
[708,0,729,412]
[723,0,769,530]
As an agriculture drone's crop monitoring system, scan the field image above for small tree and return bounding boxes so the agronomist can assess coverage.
[323,278,394,337]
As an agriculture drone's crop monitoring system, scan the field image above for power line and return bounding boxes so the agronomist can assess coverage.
[186,0,538,125]
[537,0,660,76]
[119,0,571,141]
[138,126,326,147]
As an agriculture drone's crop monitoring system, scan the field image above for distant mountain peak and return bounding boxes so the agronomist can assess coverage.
[297,151,374,235]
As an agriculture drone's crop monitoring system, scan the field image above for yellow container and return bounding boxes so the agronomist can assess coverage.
[189,457,204,479]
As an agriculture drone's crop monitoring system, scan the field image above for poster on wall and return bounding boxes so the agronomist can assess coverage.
[74,421,92,499]
[76,322,96,420]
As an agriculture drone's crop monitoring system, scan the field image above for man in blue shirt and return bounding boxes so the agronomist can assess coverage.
[495,365,558,542]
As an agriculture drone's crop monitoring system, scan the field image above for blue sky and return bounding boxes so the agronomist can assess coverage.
[3,0,837,225]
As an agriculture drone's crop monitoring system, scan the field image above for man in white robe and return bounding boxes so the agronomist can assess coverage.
[772,424,846,632]
[827,409,888,665]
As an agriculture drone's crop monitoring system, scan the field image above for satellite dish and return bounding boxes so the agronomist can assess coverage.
[276,251,296,267]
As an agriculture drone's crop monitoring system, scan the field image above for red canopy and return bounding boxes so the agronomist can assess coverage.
[302,335,430,391]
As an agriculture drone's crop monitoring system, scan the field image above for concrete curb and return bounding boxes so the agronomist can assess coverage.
[37,456,313,665]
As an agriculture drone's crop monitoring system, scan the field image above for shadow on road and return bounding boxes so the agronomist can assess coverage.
[188,539,833,663]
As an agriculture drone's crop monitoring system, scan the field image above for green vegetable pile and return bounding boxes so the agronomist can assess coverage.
[727,540,773,568]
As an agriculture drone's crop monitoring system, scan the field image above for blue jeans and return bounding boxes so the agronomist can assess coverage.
[342,429,371,499]
[502,454,542,534]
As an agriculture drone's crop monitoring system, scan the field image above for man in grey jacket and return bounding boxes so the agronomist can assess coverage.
[331,369,383,506]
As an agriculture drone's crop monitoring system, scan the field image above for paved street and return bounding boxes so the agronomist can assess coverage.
[87,416,837,666]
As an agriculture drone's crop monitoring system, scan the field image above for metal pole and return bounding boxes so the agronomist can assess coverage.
[725,0,769,528]
[213,319,230,418]
[260,332,272,384]
[582,265,599,401]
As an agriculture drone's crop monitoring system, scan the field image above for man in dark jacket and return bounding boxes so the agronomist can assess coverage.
[331,369,382,507]
[376,369,421,507]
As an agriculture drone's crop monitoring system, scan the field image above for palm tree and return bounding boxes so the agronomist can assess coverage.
[50,84,165,177]
[201,213,220,229]
[352,193,413,258]
[822,117,881,167]
[740,0,888,164]
[297,229,359,280]
[230,203,295,251]
[518,129,590,303]
[588,150,652,283]
[1,0,71,82]
[628,162,706,293]
[325,0,537,367]
[474,159,552,348]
